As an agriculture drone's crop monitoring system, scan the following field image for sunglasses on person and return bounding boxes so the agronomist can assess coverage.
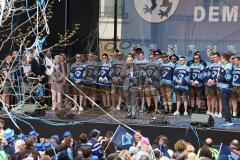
[76,56,81,58]
[194,57,200,60]
[102,56,107,59]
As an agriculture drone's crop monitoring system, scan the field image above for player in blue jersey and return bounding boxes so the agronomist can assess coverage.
[98,53,111,110]
[133,51,148,64]
[228,53,237,116]
[173,56,190,116]
[169,54,179,66]
[231,57,240,117]
[159,52,175,114]
[187,51,207,67]
[153,49,163,108]
[204,54,213,116]
[217,54,233,126]
[206,52,222,118]
[134,51,148,113]
[70,54,85,111]
[84,52,98,108]
[109,48,119,64]
[189,54,205,113]
[111,51,125,111]
[144,53,159,117]
[154,49,163,65]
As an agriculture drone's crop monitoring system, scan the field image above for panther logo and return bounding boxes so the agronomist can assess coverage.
[134,0,179,23]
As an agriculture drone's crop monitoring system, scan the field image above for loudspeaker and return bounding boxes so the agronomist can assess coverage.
[55,101,74,120]
[190,113,214,127]
[22,104,46,117]
[149,116,169,125]
[150,119,169,125]
[55,108,74,120]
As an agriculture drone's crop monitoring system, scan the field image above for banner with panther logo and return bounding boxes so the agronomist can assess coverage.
[119,0,240,60]
[111,125,134,150]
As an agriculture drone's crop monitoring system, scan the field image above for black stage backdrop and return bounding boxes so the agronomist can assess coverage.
[47,0,99,56]
[0,0,99,59]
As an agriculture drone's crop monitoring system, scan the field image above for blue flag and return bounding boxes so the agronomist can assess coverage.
[218,143,240,160]
[111,125,134,150]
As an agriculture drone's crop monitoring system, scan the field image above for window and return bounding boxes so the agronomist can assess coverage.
[100,0,127,19]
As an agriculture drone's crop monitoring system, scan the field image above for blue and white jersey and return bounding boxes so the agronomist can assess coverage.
[87,139,104,159]
[203,65,210,85]
[149,60,160,65]
[84,61,99,84]
[98,61,111,85]
[189,63,205,87]
[232,65,240,87]
[173,64,190,91]
[109,58,117,64]
[155,58,163,65]
[160,61,175,86]
[217,63,232,89]
[111,59,125,78]
[145,61,160,87]
[173,62,179,68]
[70,62,86,82]
[111,59,125,66]
[209,62,221,81]
[133,59,148,64]
[202,62,213,85]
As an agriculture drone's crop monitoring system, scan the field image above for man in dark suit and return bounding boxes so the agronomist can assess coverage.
[30,52,47,84]
[121,57,145,119]
[30,51,47,97]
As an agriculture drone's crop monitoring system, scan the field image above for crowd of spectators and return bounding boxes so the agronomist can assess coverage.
[0,119,239,160]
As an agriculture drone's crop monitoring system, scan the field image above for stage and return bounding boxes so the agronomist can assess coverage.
[1,107,240,148]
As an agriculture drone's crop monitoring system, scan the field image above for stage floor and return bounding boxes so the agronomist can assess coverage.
[13,107,240,131]
[1,107,240,148]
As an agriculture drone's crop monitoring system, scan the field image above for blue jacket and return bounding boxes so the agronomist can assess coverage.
[173,64,190,91]
[217,63,232,89]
